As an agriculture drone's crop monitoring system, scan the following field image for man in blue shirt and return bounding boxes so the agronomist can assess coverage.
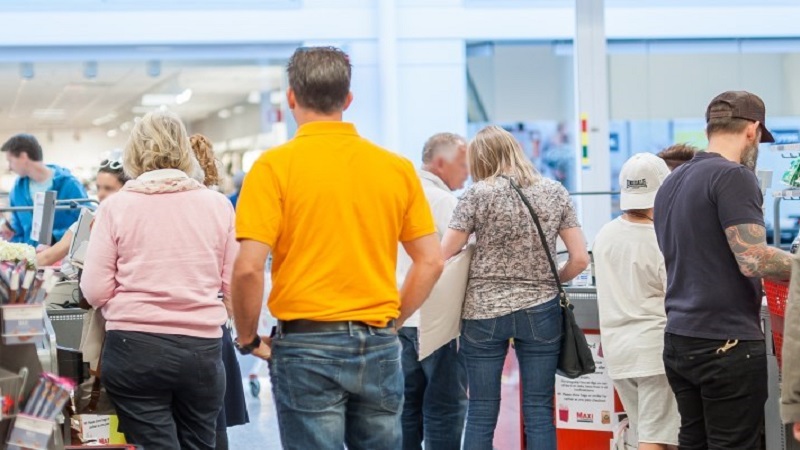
[0,134,87,246]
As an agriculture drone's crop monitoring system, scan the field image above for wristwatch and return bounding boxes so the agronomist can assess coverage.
[235,334,262,355]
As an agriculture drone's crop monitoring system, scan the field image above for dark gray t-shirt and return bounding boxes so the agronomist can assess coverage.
[654,152,765,341]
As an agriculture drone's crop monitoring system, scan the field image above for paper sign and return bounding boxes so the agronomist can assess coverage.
[555,333,615,431]
[30,191,55,245]
[30,192,45,243]
[76,414,126,444]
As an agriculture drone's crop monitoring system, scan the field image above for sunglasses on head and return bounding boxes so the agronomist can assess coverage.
[100,159,123,170]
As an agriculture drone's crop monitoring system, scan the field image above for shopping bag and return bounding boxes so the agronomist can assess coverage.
[418,244,474,360]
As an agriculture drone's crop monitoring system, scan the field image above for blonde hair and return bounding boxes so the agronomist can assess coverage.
[123,110,196,179]
[468,125,539,187]
[189,134,220,187]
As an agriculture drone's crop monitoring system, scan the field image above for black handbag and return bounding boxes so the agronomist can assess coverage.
[507,178,596,379]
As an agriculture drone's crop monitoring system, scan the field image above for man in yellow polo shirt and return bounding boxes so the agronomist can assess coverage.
[231,46,444,450]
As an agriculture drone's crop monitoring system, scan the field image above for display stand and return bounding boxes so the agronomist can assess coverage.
[0,306,64,450]
[763,143,800,449]
[544,287,798,449]
[552,286,623,450]
[770,143,800,248]
[0,196,95,449]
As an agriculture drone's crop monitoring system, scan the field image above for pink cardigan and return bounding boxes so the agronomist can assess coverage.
[81,175,236,338]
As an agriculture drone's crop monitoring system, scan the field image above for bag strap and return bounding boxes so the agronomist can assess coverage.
[86,335,106,413]
[504,176,570,306]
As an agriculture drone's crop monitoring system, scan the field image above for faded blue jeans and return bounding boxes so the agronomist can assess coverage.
[460,298,562,450]
[399,327,467,450]
[268,324,403,450]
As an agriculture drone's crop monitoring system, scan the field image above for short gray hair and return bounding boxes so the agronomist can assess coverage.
[421,132,466,165]
[287,46,351,114]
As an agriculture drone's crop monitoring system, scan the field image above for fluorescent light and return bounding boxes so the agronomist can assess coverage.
[92,113,118,126]
[176,89,192,105]
[107,129,118,138]
[218,109,232,119]
[141,94,177,106]
[230,136,255,150]
[242,150,263,172]
[247,91,261,104]
[269,91,284,105]
[119,121,132,131]
[131,106,157,114]
[32,109,66,119]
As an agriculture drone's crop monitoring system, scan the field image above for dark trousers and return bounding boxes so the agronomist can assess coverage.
[663,333,768,450]
[101,330,226,450]
[215,325,249,450]
[399,327,467,450]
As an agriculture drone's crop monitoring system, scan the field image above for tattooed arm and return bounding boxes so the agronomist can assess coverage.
[725,223,792,280]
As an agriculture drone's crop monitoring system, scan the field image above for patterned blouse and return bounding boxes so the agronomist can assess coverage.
[449,176,581,320]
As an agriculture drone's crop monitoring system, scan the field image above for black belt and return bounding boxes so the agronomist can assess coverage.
[278,319,397,335]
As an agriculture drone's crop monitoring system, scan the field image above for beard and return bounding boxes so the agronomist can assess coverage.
[741,139,760,172]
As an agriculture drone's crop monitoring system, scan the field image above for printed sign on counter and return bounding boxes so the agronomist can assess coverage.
[74,414,127,445]
[555,333,615,431]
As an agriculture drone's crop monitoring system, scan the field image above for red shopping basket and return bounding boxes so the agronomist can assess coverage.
[763,280,788,368]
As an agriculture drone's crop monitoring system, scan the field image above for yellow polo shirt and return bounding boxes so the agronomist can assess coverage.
[236,121,435,327]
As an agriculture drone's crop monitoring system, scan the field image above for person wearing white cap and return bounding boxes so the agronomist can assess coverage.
[593,153,679,450]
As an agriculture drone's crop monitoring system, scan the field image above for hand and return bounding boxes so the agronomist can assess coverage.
[0,223,14,241]
[794,422,800,442]
[252,336,273,361]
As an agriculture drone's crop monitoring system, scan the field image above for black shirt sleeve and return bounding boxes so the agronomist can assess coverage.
[713,166,765,229]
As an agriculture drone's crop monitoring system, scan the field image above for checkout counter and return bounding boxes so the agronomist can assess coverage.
[537,279,800,450]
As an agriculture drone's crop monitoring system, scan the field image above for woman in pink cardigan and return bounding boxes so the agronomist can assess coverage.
[81,110,237,450]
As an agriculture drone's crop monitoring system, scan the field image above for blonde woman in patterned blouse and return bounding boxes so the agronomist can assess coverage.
[441,125,589,450]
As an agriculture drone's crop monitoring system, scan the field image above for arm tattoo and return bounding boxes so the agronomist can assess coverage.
[725,223,792,280]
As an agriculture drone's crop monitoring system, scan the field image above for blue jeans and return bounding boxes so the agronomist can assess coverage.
[460,298,562,450]
[399,327,467,450]
[269,324,403,450]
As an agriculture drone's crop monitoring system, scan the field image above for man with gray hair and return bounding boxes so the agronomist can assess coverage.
[397,132,469,450]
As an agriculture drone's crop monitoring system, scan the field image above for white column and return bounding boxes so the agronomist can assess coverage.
[397,40,467,163]
[574,0,612,245]
[346,38,466,163]
[378,0,400,151]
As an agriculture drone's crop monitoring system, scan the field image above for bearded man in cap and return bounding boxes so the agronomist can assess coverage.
[654,91,792,449]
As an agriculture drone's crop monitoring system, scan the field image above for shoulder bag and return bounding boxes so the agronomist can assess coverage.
[506,177,596,379]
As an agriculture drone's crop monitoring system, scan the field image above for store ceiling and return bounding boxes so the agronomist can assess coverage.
[0,61,284,135]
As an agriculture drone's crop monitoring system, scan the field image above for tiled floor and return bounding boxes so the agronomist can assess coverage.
[227,358,282,450]
[226,378,282,450]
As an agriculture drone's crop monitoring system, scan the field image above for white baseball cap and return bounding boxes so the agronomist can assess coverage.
[619,153,671,210]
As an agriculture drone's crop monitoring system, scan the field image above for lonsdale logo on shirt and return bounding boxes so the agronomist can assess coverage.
[626,179,648,189]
